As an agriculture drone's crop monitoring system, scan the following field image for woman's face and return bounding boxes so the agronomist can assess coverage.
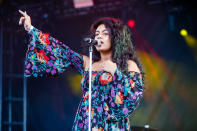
[94,24,112,52]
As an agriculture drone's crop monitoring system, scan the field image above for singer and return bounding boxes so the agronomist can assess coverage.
[19,9,145,130]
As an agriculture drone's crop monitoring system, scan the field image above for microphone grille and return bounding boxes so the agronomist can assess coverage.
[83,38,91,43]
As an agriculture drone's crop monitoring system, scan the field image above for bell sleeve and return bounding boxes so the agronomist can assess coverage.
[24,27,84,78]
[107,68,144,121]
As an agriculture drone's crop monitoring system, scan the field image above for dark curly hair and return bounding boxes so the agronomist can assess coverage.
[89,17,145,85]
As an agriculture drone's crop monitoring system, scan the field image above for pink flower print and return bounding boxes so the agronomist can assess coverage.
[99,72,112,85]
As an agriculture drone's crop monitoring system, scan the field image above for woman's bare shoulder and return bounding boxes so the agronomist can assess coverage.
[127,60,141,73]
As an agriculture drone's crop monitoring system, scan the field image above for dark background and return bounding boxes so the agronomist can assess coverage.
[0,0,197,131]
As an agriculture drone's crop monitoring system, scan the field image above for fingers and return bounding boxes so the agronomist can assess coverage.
[19,10,27,17]
[19,17,25,25]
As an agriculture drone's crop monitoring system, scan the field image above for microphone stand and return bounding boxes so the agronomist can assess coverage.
[84,38,100,131]
[88,44,93,131]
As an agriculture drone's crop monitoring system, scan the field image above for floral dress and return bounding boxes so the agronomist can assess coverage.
[24,27,144,131]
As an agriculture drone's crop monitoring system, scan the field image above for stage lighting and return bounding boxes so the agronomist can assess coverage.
[73,0,94,8]
[180,29,188,36]
[128,20,135,28]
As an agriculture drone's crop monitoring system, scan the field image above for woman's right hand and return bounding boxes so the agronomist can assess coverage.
[18,10,32,32]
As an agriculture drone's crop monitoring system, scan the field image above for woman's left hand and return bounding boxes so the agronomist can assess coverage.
[101,60,117,75]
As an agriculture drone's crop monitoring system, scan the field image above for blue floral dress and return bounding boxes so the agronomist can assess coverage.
[24,27,144,131]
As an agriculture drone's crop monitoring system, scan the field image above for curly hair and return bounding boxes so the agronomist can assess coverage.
[89,17,145,84]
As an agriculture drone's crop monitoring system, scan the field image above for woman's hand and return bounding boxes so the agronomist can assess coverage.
[18,10,32,32]
[101,60,117,75]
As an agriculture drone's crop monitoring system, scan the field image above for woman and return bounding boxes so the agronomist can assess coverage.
[19,9,145,130]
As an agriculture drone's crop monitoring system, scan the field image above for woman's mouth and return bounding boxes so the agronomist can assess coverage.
[99,41,104,45]
[96,40,103,47]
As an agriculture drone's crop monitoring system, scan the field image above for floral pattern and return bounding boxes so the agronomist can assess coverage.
[24,27,144,131]
[99,72,113,85]
[25,27,83,78]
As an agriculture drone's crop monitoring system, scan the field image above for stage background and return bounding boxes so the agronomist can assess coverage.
[0,0,196,131]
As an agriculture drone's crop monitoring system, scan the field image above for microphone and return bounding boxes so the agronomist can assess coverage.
[83,38,101,46]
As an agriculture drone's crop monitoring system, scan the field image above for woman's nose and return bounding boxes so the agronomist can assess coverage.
[96,34,102,40]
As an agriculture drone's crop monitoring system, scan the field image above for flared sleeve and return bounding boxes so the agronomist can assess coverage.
[107,68,144,121]
[24,27,84,78]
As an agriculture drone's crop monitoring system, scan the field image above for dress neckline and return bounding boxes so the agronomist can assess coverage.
[84,70,141,75]
[84,70,104,73]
